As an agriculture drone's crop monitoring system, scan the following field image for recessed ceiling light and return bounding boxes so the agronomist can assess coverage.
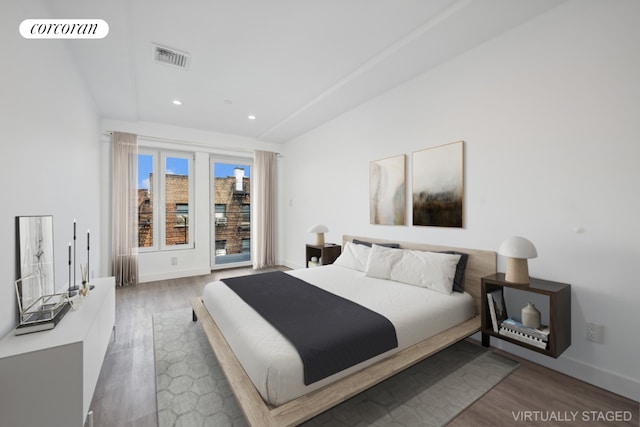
[248,115,256,120]
[172,99,182,106]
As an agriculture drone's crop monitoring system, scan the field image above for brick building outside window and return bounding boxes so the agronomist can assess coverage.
[138,169,250,259]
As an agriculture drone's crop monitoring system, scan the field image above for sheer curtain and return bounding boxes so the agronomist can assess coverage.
[253,150,277,269]
[111,132,138,286]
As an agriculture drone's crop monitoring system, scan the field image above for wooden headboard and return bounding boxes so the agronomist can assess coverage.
[342,235,496,315]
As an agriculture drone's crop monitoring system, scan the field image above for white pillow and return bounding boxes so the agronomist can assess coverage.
[391,250,461,294]
[364,244,404,280]
[333,241,370,272]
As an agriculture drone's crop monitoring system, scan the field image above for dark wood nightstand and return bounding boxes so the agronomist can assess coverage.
[305,244,341,267]
[481,273,571,358]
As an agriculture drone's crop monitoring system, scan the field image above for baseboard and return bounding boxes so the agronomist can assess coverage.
[557,354,640,402]
[470,333,639,401]
[138,267,211,283]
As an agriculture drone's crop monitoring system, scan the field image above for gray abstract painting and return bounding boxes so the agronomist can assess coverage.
[370,155,406,225]
[412,141,464,227]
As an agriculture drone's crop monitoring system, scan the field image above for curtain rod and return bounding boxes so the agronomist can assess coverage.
[105,131,279,155]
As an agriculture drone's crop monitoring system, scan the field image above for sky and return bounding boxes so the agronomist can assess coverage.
[137,155,250,190]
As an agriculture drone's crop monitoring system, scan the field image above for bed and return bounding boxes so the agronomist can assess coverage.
[191,235,496,426]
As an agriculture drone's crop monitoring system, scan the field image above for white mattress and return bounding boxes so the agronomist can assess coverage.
[203,265,475,406]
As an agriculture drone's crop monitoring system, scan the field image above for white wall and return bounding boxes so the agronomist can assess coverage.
[279,0,640,400]
[1,1,102,338]
[100,119,281,282]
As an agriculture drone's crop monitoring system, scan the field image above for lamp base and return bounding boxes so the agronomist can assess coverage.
[315,233,325,246]
[505,257,530,284]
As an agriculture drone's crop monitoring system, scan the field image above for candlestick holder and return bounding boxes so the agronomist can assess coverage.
[86,231,94,290]
[70,220,79,293]
[68,246,77,297]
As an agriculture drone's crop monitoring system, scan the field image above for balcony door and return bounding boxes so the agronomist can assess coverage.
[211,158,252,268]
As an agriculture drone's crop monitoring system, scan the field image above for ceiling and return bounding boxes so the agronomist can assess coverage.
[47,0,564,143]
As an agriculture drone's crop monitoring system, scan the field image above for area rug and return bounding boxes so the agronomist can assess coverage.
[153,308,518,427]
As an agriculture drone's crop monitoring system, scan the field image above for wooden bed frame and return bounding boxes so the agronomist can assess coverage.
[191,235,496,427]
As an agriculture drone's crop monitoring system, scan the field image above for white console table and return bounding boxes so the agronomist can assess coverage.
[0,276,115,427]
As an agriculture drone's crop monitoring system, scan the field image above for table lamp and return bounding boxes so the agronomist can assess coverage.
[498,236,537,284]
[307,224,328,246]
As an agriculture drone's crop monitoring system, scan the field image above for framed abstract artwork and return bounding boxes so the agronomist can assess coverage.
[412,141,464,227]
[15,215,56,312]
[370,155,406,225]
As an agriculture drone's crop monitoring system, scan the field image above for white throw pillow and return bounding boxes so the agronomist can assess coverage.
[391,250,461,294]
[333,241,370,272]
[364,244,404,280]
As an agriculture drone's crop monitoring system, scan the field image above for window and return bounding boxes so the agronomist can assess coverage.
[164,156,191,247]
[172,203,189,245]
[137,149,194,250]
[241,204,251,224]
[215,240,227,256]
[137,153,154,248]
[175,204,189,226]
[214,204,227,226]
[212,159,252,267]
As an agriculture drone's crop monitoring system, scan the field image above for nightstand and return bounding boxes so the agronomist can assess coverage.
[305,244,341,267]
[481,273,571,358]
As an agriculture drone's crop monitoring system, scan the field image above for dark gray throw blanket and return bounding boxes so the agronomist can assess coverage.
[222,271,398,385]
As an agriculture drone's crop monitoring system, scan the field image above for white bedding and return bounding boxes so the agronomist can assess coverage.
[203,264,475,406]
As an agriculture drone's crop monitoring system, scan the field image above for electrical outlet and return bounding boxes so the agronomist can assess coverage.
[171,257,178,265]
[586,322,604,343]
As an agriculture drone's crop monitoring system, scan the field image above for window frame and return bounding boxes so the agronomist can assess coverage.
[137,147,195,252]
[210,156,253,269]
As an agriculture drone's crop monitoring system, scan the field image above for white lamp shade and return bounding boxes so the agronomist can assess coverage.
[307,224,328,246]
[498,236,537,259]
[307,224,328,234]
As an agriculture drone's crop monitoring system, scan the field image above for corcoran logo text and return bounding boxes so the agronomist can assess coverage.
[20,19,109,39]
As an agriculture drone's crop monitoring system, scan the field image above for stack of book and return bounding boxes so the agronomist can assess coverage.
[486,289,508,333]
[499,318,550,350]
[15,300,71,336]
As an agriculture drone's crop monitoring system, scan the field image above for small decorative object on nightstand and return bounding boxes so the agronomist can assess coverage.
[498,236,537,284]
[305,244,341,268]
[307,224,329,246]
[521,302,541,329]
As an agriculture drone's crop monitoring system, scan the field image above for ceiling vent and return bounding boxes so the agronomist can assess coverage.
[152,43,190,70]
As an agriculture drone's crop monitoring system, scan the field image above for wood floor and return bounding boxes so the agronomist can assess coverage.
[89,267,638,427]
